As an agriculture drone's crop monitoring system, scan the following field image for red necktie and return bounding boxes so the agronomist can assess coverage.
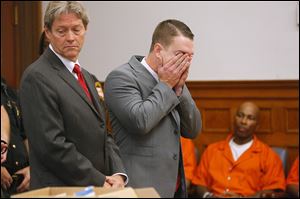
[73,64,92,102]
[176,173,180,191]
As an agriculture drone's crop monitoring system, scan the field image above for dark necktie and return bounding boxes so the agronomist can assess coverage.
[73,64,92,102]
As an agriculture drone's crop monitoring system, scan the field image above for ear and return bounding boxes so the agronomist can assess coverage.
[153,43,163,61]
[44,27,51,41]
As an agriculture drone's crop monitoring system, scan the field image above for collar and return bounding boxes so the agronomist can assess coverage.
[49,44,80,74]
[141,57,159,83]
[218,134,262,153]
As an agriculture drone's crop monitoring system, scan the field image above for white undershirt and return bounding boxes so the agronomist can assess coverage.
[141,57,159,83]
[229,137,253,161]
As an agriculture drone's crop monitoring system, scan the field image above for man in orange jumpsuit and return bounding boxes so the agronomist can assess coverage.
[286,156,299,198]
[192,101,286,198]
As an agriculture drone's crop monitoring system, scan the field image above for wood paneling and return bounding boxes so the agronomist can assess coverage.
[186,80,299,174]
[1,1,16,87]
[1,1,42,89]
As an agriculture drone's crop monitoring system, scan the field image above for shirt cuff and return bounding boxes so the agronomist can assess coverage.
[112,173,129,185]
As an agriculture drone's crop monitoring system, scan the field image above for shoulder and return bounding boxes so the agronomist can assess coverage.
[21,56,50,82]
[105,63,135,84]
[204,140,226,154]
[106,55,144,78]
[255,139,281,160]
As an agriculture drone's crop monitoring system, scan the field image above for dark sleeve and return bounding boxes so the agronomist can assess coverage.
[106,133,126,175]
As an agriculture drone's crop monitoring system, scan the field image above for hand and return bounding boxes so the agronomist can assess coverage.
[105,175,125,188]
[174,60,190,96]
[95,82,104,101]
[158,53,190,88]
[1,140,8,163]
[103,181,112,188]
[15,166,30,192]
[220,191,242,198]
[249,190,276,198]
[1,166,13,190]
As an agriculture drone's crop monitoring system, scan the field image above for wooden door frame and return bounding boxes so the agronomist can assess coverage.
[1,1,42,89]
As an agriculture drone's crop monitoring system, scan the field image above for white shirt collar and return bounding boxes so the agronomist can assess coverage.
[49,44,80,75]
[141,57,159,83]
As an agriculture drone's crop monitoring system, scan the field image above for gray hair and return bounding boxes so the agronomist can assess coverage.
[44,1,89,30]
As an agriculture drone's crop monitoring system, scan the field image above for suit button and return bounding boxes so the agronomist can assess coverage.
[173,154,177,160]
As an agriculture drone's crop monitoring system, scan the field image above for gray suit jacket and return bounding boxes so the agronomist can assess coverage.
[20,48,126,189]
[104,55,201,198]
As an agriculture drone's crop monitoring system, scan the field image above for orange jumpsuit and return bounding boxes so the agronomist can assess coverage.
[287,156,299,185]
[191,134,285,197]
[181,137,197,181]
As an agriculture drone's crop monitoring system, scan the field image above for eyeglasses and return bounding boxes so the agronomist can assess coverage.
[1,140,8,154]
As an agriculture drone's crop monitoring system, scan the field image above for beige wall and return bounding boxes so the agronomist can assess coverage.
[42,1,299,81]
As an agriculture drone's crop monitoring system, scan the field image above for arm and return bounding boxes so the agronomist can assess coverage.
[105,133,127,186]
[1,106,13,190]
[192,147,215,197]
[177,85,201,139]
[181,137,197,190]
[14,138,30,193]
[20,72,106,186]
[196,185,214,198]
[104,70,180,135]
[249,148,286,198]
[286,157,299,198]
[169,55,201,138]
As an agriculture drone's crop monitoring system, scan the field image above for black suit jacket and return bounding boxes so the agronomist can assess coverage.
[20,48,125,189]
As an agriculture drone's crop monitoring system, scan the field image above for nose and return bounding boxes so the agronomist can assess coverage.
[66,30,75,41]
[241,116,247,124]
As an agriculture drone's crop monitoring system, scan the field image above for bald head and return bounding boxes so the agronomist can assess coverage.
[237,101,260,121]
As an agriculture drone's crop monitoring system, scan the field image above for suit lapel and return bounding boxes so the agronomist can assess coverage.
[82,70,105,122]
[44,48,101,119]
[57,68,100,118]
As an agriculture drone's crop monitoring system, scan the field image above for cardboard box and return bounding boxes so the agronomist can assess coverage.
[11,187,160,198]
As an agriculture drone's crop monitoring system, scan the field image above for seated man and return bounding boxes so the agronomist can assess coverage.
[192,101,285,198]
[181,137,197,190]
[286,156,299,198]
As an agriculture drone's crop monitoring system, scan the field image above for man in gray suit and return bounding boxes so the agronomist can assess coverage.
[20,1,127,189]
[104,19,201,198]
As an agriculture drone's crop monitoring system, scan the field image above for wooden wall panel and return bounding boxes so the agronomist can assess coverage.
[186,80,299,174]
[202,108,231,133]
[1,1,42,89]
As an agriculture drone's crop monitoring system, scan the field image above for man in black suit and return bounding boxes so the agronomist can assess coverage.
[20,1,126,189]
